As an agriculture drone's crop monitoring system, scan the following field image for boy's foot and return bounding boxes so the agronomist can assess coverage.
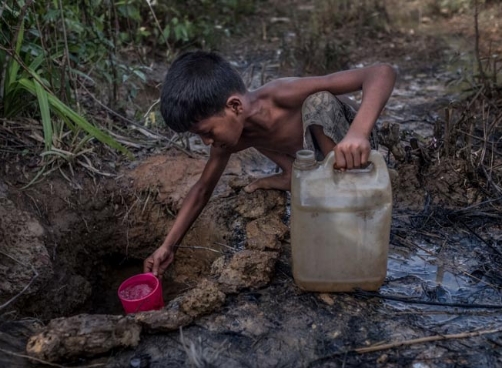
[243,173,291,193]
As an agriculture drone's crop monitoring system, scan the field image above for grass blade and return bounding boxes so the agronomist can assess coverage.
[34,79,53,150]
[5,18,24,92]
[18,78,131,158]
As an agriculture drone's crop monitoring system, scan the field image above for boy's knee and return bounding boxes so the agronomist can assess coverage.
[302,91,341,119]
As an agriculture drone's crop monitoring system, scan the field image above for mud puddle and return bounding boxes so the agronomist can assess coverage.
[385,241,502,323]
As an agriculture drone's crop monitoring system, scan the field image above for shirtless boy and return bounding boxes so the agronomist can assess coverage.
[144,50,396,276]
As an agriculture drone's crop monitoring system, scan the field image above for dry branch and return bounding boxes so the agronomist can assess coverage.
[309,327,502,367]
[78,81,196,158]
[354,327,502,354]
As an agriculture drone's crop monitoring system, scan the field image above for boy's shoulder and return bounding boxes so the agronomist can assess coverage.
[253,77,300,100]
[254,77,311,109]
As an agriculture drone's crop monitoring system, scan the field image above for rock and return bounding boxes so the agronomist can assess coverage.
[210,256,227,276]
[218,250,279,293]
[177,279,226,317]
[26,314,141,362]
[245,214,288,251]
[318,293,335,306]
[234,190,286,220]
[135,308,193,332]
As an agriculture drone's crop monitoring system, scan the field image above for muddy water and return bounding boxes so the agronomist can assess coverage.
[377,40,502,339]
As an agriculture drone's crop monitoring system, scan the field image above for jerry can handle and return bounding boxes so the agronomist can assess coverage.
[323,150,385,174]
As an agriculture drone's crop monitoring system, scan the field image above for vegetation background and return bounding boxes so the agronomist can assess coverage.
[1,0,499,182]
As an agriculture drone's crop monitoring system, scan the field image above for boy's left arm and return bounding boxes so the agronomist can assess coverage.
[332,65,396,169]
[276,64,397,169]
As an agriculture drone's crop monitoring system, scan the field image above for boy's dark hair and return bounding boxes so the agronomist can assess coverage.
[160,50,247,133]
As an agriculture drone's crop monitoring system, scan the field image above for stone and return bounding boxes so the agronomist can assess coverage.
[218,250,279,293]
[245,214,288,251]
[177,279,226,317]
[234,190,286,220]
[135,308,193,332]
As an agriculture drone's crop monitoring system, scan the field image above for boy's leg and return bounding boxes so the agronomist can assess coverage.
[303,91,378,160]
[243,149,294,193]
[308,125,336,158]
[244,92,378,193]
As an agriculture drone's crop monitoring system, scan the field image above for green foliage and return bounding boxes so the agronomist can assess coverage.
[113,0,258,50]
[0,0,260,174]
[0,0,131,162]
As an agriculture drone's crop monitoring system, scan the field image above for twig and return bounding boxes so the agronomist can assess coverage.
[0,347,105,368]
[75,158,115,177]
[308,327,502,366]
[143,0,172,55]
[78,81,196,158]
[354,327,502,354]
[213,241,239,252]
[456,217,502,256]
[177,245,225,254]
[142,98,160,121]
[0,0,8,18]
[481,165,502,196]
[0,251,38,310]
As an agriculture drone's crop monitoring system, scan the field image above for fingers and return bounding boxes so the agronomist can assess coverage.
[145,247,175,278]
[334,143,370,170]
[143,257,153,274]
[360,149,370,167]
[158,256,172,276]
[334,146,346,170]
[152,253,161,277]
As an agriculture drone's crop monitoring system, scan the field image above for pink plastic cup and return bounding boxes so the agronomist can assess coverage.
[118,273,164,314]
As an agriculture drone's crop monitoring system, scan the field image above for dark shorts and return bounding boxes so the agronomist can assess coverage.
[302,91,378,160]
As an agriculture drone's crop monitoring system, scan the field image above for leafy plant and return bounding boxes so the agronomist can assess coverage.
[0,0,261,184]
[0,0,131,186]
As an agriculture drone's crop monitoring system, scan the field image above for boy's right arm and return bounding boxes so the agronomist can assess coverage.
[143,147,231,276]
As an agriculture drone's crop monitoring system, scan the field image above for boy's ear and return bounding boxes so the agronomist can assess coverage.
[226,96,243,115]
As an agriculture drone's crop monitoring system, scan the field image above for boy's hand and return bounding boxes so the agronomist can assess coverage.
[143,245,175,277]
[334,131,371,170]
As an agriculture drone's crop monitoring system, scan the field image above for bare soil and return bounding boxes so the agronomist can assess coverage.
[1,1,502,367]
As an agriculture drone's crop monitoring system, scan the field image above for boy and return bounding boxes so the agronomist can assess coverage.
[144,50,396,276]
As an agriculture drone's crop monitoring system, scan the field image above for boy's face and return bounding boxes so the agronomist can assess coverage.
[189,106,244,149]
